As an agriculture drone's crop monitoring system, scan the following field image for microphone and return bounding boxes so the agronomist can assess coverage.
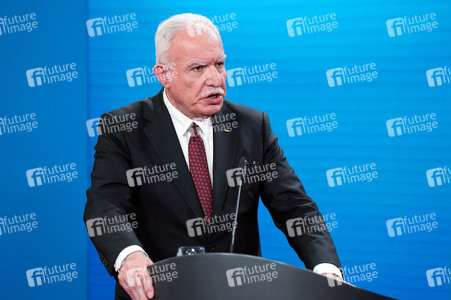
[230,156,247,253]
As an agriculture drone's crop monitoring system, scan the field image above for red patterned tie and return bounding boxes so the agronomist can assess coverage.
[188,122,213,224]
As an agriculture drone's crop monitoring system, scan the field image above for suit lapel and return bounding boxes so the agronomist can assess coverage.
[212,104,240,216]
[141,90,204,219]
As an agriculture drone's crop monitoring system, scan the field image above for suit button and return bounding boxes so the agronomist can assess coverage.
[207,244,215,252]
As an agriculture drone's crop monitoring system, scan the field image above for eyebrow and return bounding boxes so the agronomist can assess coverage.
[188,55,227,69]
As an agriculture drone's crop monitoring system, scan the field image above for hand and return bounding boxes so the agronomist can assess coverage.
[118,251,154,300]
[321,272,342,281]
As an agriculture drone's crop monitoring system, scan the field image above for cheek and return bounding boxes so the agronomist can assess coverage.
[220,72,227,83]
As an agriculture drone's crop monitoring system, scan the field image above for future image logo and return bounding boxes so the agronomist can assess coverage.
[227,63,278,87]
[126,67,155,87]
[0,213,38,236]
[26,263,78,287]
[126,65,177,87]
[186,213,236,237]
[326,163,378,187]
[26,63,78,87]
[386,113,438,137]
[226,264,278,287]
[126,164,178,187]
[226,163,278,187]
[286,213,338,237]
[86,113,138,137]
[0,13,38,36]
[386,213,438,237]
[326,63,378,87]
[86,13,138,37]
[286,13,338,37]
[342,263,378,285]
[86,213,138,237]
[286,113,338,137]
[26,163,78,187]
[0,113,38,136]
[386,13,438,37]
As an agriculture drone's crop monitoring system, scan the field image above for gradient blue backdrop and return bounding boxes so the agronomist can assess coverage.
[1,0,450,299]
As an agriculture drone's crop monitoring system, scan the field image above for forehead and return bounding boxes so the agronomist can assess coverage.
[168,31,224,64]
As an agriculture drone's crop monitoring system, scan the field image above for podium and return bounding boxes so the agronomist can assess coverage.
[149,253,393,300]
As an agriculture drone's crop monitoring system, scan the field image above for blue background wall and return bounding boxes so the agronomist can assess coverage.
[0,1,88,299]
[1,0,450,299]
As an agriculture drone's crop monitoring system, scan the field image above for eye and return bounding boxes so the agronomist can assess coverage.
[216,62,225,68]
[192,66,204,71]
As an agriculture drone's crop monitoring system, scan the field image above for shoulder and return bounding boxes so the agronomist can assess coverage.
[108,98,152,117]
[222,100,266,123]
[105,89,164,120]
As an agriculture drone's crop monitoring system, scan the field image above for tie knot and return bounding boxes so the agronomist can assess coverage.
[190,122,199,136]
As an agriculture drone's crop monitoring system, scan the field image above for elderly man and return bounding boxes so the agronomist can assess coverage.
[84,13,342,300]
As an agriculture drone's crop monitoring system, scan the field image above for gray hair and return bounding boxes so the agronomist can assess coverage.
[155,13,221,65]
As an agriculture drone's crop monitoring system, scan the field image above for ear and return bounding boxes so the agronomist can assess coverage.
[153,64,171,88]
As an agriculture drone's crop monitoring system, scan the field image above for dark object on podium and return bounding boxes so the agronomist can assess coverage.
[148,253,393,300]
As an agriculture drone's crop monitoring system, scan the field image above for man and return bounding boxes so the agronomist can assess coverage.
[84,13,342,300]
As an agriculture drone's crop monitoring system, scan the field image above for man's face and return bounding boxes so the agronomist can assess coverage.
[155,29,227,119]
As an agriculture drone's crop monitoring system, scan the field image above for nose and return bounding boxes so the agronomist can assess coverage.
[205,65,224,87]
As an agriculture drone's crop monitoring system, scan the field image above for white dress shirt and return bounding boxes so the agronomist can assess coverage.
[162,90,214,182]
[114,89,342,280]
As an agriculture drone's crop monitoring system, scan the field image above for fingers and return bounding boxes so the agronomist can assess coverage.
[322,272,342,281]
[118,252,154,299]
[142,270,154,299]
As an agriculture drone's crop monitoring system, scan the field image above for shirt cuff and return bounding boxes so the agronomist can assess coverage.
[313,263,343,280]
[114,245,148,272]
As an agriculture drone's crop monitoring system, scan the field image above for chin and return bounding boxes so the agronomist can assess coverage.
[201,104,223,118]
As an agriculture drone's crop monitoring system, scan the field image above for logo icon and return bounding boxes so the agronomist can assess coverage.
[426,68,445,87]
[286,118,304,137]
[126,168,145,187]
[386,218,404,237]
[286,218,305,237]
[86,18,104,37]
[286,18,303,37]
[126,68,145,87]
[227,68,244,87]
[226,268,245,287]
[426,268,446,287]
[26,268,45,287]
[86,118,101,137]
[26,168,44,187]
[386,118,404,137]
[426,168,445,187]
[326,68,344,87]
[86,218,105,237]
[186,217,205,237]
[386,18,404,37]
[226,168,244,187]
[26,68,45,87]
[326,168,344,187]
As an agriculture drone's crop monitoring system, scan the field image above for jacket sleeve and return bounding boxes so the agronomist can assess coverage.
[259,112,341,270]
[84,112,144,277]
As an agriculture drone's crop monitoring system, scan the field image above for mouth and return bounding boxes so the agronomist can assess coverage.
[204,93,223,102]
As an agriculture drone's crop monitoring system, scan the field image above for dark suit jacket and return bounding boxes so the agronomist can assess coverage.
[84,89,340,298]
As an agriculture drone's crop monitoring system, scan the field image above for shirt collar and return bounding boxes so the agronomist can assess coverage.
[163,89,212,139]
